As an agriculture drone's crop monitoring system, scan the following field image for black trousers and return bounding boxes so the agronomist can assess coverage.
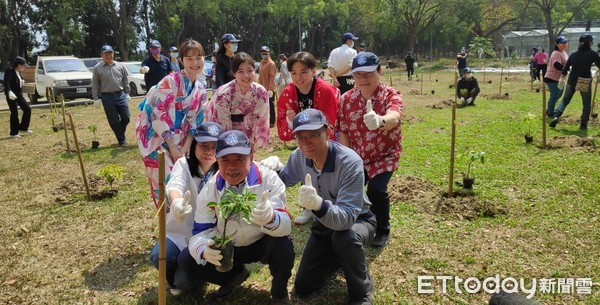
[7,95,31,136]
[337,76,354,95]
[365,170,393,233]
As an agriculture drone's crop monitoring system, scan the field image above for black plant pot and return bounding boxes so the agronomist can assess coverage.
[91,141,100,149]
[524,135,533,143]
[212,240,234,272]
[463,177,475,189]
[52,126,59,132]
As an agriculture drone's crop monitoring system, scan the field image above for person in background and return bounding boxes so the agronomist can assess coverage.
[91,45,131,146]
[206,52,270,151]
[178,130,294,304]
[337,52,402,248]
[276,53,292,97]
[534,47,548,92]
[151,122,224,296]
[456,67,480,107]
[544,36,569,118]
[457,47,468,77]
[135,39,207,207]
[328,32,359,95]
[550,34,600,130]
[169,46,182,72]
[529,47,539,82]
[358,43,366,53]
[404,52,415,81]
[215,33,241,88]
[140,40,173,90]
[258,46,277,127]
[275,51,340,225]
[4,56,32,138]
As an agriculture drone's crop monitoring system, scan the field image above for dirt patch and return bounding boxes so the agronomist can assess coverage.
[54,175,118,204]
[426,99,454,109]
[482,93,511,100]
[403,114,423,124]
[408,89,425,95]
[543,136,597,152]
[388,175,507,220]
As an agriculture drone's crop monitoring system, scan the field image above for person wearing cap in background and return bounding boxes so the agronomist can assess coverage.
[169,46,182,72]
[529,47,539,82]
[206,52,270,151]
[261,109,376,304]
[136,39,207,208]
[215,33,241,88]
[273,51,340,225]
[149,122,224,296]
[178,130,294,304]
[404,51,415,81]
[328,32,359,95]
[4,56,32,138]
[140,39,173,90]
[92,45,131,146]
[533,47,548,91]
[550,34,600,130]
[358,43,366,53]
[457,47,468,77]
[338,52,402,248]
[258,46,277,127]
[543,36,569,118]
[456,67,480,107]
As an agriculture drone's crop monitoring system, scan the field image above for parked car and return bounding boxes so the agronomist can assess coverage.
[121,61,146,96]
[204,56,214,89]
[29,56,93,103]
[82,58,102,72]
[0,71,4,93]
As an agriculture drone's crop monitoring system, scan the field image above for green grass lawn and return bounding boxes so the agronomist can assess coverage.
[0,67,598,305]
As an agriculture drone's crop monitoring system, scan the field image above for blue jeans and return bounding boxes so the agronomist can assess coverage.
[555,83,592,123]
[101,91,130,144]
[546,82,563,117]
[151,238,181,288]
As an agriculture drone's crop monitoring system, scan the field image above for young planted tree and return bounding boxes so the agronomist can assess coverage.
[462,151,486,189]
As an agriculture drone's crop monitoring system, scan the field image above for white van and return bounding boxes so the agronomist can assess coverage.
[29,56,93,103]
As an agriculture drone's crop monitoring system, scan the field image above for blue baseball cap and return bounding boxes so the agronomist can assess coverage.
[169,46,178,52]
[101,45,114,53]
[293,109,329,133]
[216,130,251,158]
[149,40,161,48]
[555,36,568,44]
[351,52,380,73]
[342,32,359,43]
[194,122,224,143]
[260,46,270,52]
[221,33,241,43]
[463,67,472,74]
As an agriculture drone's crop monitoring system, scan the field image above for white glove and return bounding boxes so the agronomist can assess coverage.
[126,94,131,103]
[268,90,274,98]
[94,99,102,108]
[140,66,150,74]
[251,190,274,226]
[260,156,283,171]
[363,99,383,131]
[203,239,222,266]
[8,91,17,100]
[460,97,466,104]
[558,76,566,90]
[466,97,473,104]
[171,191,192,223]
[298,174,323,211]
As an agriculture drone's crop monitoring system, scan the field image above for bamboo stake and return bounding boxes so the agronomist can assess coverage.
[420,74,424,93]
[60,94,71,152]
[483,62,486,83]
[390,76,393,87]
[592,74,599,118]
[499,68,504,96]
[542,83,547,148]
[46,87,56,129]
[448,71,458,197]
[158,150,167,305]
[68,113,91,201]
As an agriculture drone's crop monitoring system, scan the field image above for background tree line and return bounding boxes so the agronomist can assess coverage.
[1,0,599,70]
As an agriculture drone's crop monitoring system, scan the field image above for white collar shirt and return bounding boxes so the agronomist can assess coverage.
[327,44,357,77]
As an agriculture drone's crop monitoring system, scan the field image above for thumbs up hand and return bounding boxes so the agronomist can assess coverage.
[298,174,323,211]
[172,191,193,223]
[251,190,274,226]
[363,99,383,131]
[286,105,296,129]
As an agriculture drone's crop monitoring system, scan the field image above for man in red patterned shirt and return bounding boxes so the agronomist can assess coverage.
[337,52,403,247]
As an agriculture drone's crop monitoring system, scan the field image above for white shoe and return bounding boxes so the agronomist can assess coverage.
[294,208,314,225]
[22,130,33,135]
[170,288,183,296]
[10,134,21,138]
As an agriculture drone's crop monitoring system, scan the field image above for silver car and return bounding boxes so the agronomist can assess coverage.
[122,61,147,96]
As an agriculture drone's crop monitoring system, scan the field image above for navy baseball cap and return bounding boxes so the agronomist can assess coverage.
[221,33,241,43]
[260,46,270,52]
[194,122,224,143]
[149,40,161,48]
[216,130,251,158]
[342,32,359,42]
[15,56,29,67]
[351,52,380,73]
[101,45,114,53]
[555,36,568,44]
[463,67,472,74]
[169,46,178,52]
[579,34,593,43]
[293,109,328,133]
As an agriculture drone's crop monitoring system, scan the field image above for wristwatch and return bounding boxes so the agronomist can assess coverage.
[380,118,386,129]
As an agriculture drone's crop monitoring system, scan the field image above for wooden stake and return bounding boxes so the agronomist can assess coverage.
[592,75,598,118]
[60,94,71,152]
[499,68,504,96]
[448,71,458,197]
[483,62,486,83]
[390,76,393,87]
[68,113,91,201]
[542,83,547,148]
[46,87,56,128]
[420,74,424,93]
[158,150,167,305]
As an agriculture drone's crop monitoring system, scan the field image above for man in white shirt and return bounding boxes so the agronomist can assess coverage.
[327,32,359,95]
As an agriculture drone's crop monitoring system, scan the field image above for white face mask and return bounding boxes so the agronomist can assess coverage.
[350,41,355,48]
[261,54,268,59]
[230,43,238,53]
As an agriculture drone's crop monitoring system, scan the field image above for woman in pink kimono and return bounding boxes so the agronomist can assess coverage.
[135,39,207,207]
[205,52,269,151]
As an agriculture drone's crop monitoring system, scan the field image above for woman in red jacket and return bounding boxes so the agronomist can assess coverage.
[277,52,340,142]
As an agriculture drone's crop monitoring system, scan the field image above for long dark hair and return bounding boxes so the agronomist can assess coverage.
[187,139,218,178]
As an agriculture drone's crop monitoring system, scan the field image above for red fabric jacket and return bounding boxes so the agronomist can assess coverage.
[276,78,340,141]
